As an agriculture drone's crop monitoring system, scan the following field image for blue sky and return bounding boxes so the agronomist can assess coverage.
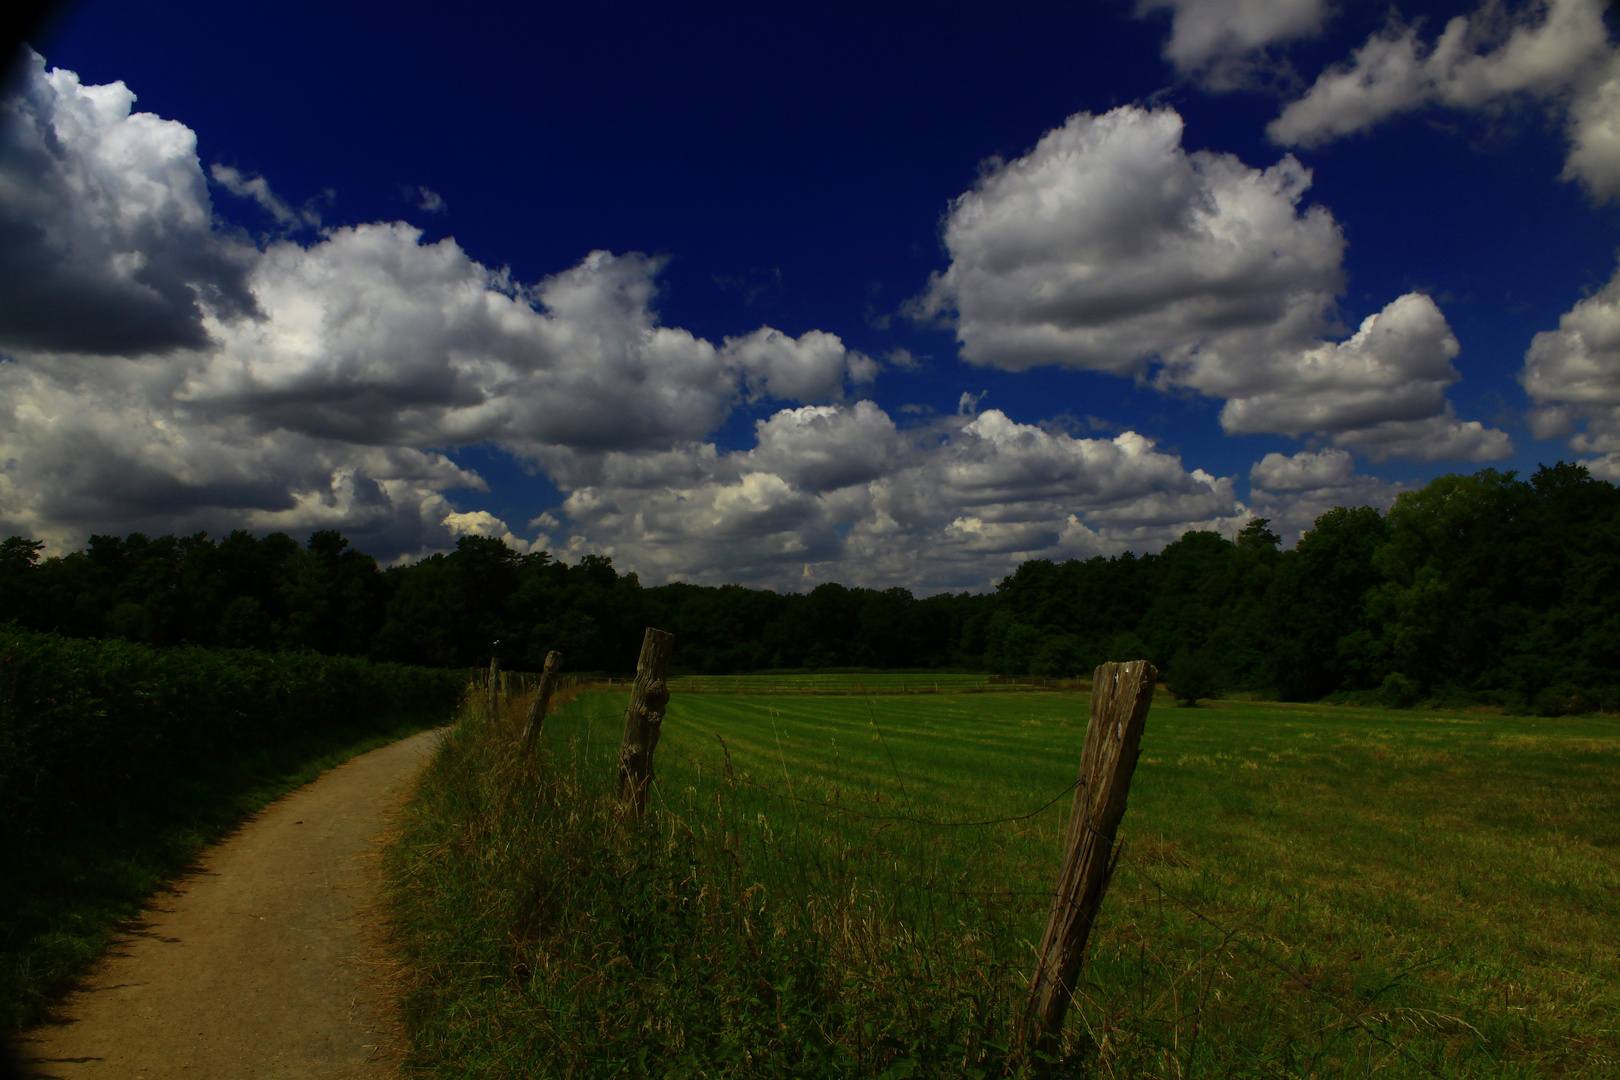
[4,0,1619,591]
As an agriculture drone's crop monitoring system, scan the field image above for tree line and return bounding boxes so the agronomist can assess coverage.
[1,463,1615,711]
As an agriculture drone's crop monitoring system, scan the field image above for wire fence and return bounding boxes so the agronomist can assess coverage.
[486,676,1564,1077]
[618,728,1466,1078]
[484,668,1091,696]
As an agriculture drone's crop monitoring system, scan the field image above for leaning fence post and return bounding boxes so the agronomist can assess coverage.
[520,651,563,754]
[616,627,674,814]
[1022,659,1157,1069]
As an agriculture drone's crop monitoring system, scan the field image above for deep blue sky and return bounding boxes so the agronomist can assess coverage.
[6,0,1619,588]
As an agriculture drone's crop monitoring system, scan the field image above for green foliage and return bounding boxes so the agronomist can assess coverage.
[1165,648,1221,706]
[0,627,463,1033]
[4,461,1620,700]
[1380,672,1421,709]
[1534,683,1594,717]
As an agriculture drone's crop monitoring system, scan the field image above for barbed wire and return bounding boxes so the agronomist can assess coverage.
[533,703,1463,1078]
[1092,824,1449,1080]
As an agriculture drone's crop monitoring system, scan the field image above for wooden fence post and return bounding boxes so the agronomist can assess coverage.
[487,656,500,720]
[1022,659,1157,1069]
[520,651,563,754]
[616,627,674,814]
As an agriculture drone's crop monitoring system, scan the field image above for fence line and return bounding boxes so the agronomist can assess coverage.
[532,709,1454,1076]
[496,686,1475,1076]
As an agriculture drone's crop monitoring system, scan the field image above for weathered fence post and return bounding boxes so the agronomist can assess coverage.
[520,651,563,754]
[616,627,674,814]
[487,656,500,720]
[1022,659,1157,1069]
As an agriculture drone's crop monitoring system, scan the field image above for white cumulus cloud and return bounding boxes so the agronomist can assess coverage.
[915,104,1508,461]
[0,49,257,355]
[1521,260,1620,469]
[1247,447,1405,543]
[0,349,484,556]
[1270,0,1620,201]
[557,405,1246,591]
[1217,293,1464,437]
[0,53,1382,590]
[0,55,879,560]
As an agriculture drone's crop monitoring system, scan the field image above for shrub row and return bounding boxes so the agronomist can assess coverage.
[0,626,465,838]
[0,626,467,1034]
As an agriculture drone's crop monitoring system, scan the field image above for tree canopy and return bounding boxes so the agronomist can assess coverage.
[2,464,1616,712]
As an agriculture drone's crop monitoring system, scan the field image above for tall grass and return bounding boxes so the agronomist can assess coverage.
[387,685,1620,1078]
[386,688,1039,1078]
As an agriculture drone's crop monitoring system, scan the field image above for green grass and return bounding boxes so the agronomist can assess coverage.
[664,673,1066,694]
[387,681,1620,1078]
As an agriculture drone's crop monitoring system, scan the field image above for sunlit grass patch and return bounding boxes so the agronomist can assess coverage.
[388,684,1620,1077]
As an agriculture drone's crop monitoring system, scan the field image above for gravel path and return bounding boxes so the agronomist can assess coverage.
[17,728,444,1079]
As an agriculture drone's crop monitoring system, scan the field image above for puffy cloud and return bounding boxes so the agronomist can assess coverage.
[0,55,877,559]
[0,350,483,555]
[0,54,1410,589]
[171,231,874,456]
[443,509,545,553]
[914,106,1343,376]
[1247,447,1404,543]
[742,401,900,491]
[929,412,1234,523]
[1270,0,1620,201]
[1249,446,1356,491]
[0,50,257,355]
[1138,0,1331,87]
[1521,260,1620,455]
[182,234,760,452]
[916,104,1507,460]
[1328,406,1514,462]
[722,326,876,401]
[1579,453,1620,481]
[1216,293,1461,435]
[558,406,1246,591]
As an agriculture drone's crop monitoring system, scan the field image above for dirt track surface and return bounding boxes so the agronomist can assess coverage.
[18,728,445,1080]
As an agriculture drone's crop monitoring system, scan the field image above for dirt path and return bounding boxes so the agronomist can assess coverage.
[17,728,445,1080]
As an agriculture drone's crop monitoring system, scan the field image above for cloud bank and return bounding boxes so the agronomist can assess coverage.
[0,51,1322,590]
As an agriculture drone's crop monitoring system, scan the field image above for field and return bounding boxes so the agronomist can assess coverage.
[387,679,1620,1078]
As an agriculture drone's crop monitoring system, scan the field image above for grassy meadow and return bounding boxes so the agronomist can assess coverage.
[386,678,1619,1078]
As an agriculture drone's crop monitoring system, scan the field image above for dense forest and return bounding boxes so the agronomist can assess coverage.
[2,463,1616,712]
